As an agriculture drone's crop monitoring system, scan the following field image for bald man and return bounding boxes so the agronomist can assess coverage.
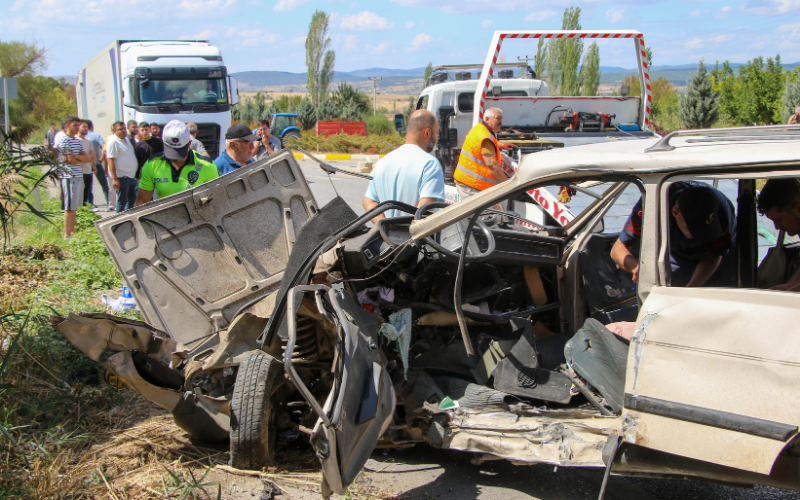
[363,109,444,221]
[454,107,509,200]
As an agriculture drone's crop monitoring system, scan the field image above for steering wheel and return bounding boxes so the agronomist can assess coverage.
[414,202,496,261]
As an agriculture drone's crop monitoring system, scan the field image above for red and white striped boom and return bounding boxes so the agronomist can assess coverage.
[473,30,651,130]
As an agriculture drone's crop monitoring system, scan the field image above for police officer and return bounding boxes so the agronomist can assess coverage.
[134,120,219,206]
[611,181,737,287]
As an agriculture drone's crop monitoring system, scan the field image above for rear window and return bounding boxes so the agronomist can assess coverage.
[457,90,528,112]
[416,95,429,110]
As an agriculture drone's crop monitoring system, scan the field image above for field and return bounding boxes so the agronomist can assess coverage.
[240,91,419,115]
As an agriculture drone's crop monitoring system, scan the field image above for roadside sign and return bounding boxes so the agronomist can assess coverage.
[0,78,18,100]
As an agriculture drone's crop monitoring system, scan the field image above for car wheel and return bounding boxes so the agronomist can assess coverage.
[281,130,302,148]
[229,350,283,469]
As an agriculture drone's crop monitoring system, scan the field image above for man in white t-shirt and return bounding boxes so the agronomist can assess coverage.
[56,116,94,238]
[106,121,139,212]
[362,110,445,221]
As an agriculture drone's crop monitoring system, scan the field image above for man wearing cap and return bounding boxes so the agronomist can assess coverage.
[134,120,219,206]
[611,181,737,287]
[214,124,257,176]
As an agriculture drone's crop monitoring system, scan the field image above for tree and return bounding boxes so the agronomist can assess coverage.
[332,82,370,115]
[679,60,719,129]
[650,77,679,119]
[422,61,433,90]
[579,42,600,96]
[305,10,335,109]
[534,38,547,80]
[546,7,584,95]
[711,61,737,121]
[781,67,800,123]
[0,41,46,78]
[316,98,340,121]
[296,98,316,130]
[712,56,783,125]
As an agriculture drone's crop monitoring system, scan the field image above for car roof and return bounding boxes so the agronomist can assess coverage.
[409,125,800,240]
[520,133,800,177]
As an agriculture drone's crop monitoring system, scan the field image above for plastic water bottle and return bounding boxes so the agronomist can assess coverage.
[122,286,132,298]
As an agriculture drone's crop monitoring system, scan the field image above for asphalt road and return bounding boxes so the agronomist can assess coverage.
[86,159,799,500]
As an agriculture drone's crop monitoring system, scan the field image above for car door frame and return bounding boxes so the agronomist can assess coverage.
[622,169,800,476]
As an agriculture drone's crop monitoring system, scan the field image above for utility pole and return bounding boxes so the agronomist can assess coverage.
[517,55,533,77]
[368,77,382,115]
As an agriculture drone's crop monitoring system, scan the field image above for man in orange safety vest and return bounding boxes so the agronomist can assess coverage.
[454,107,513,199]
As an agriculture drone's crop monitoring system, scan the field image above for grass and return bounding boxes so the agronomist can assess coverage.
[0,185,164,498]
[287,130,404,154]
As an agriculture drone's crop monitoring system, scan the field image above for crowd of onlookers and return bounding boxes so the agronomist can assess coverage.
[46,116,283,238]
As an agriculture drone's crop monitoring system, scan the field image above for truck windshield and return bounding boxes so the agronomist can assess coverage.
[138,79,228,106]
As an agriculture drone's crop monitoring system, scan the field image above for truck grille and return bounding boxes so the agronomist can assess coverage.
[195,123,221,159]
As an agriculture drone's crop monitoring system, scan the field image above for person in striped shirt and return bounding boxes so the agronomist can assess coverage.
[56,116,94,239]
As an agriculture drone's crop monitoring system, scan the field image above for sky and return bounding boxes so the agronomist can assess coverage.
[3,0,799,77]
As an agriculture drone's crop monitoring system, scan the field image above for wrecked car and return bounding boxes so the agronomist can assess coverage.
[53,125,800,496]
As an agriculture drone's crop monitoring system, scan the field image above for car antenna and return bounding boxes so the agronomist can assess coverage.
[293,145,373,198]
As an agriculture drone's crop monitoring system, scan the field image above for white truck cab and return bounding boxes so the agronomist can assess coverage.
[77,40,238,159]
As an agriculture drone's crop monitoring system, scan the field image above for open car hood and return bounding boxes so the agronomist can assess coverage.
[96,150,318,346]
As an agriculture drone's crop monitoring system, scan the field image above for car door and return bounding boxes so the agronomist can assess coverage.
[95,150,318,346]
[621,176,800,476]
[283,285,394,496]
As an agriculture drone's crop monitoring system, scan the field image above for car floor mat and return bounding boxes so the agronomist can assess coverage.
[431,376,508,409]
[491,322,572,404]
[564,318,629,412]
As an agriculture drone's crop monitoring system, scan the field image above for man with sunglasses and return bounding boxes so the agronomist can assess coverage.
[214,124,257,176]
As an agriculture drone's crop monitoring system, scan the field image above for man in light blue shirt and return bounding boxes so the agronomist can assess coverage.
[363,110,444,221]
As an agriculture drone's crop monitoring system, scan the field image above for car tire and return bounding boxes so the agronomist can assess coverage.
[229,350,283,469]
[281,130,302,148]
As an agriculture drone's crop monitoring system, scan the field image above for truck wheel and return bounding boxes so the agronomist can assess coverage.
[229,350,283,469]
[281,130,302,147]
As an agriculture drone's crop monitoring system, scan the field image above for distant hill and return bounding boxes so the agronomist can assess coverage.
[233,62,800,93]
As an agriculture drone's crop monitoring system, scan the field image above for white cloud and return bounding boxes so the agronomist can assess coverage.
[411,33,433,48]
[177,0,236,16]
[742,0,800,16]
[180,29,216,40]
[405,21,415,29]
[341,34,360,52]
[365,41,391,54]
[480,18,493,29]
[391,0,525,14]
[289,34,307,45]
[715,5,732,18]
[524,10,557,21]
[273,0,310,12]
[605,6,625,24]
[689,9,701,16]
[340,11,395,30]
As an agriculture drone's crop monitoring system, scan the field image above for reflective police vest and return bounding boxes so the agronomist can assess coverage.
[454,121,502,191]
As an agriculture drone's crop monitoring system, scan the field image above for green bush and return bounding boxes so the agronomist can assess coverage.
[74,205,100,233]
[290,130,403,154]
[363,113,394,135]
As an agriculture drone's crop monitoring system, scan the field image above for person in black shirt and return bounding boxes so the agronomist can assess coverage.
[134,122,164,178]
[611,181,737,287]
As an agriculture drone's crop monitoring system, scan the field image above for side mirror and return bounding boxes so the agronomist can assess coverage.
[491,86,502,97]
[228,76,239,105]
[122,78,133,106]
[394,114,406,135]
